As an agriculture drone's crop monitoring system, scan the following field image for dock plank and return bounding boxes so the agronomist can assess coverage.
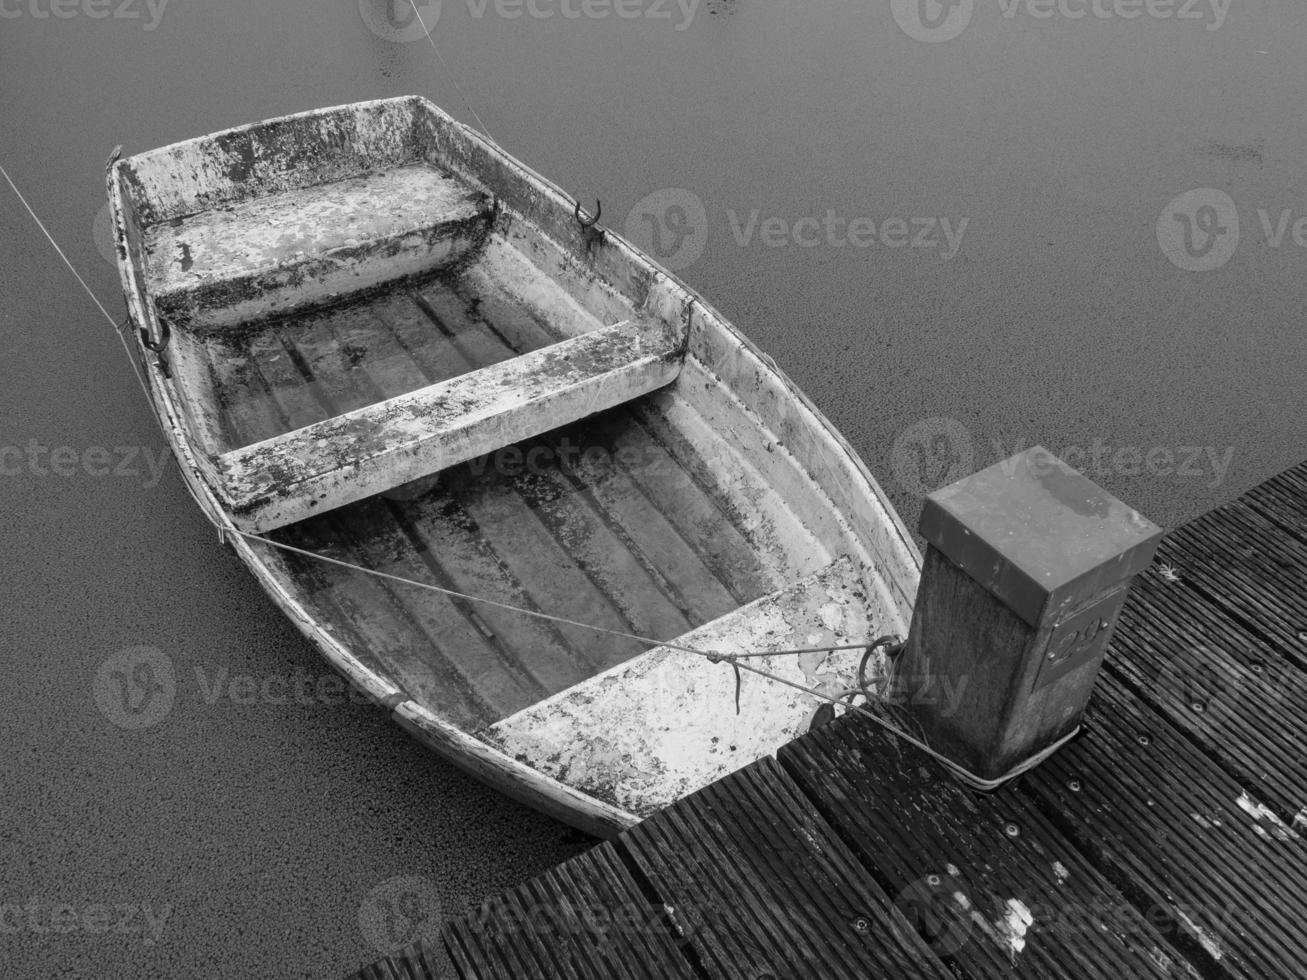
[779,714,1196,979]
[1241,460,1307,547]
[1019,673,1307,979]
[1106,571,1307,824]
[441,843,699,980]
[1160,504,1307,670]
[619,756,955,980]
[342,942,446,980]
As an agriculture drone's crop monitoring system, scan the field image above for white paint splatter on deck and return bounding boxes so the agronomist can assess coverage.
[997,899,1034,959]
[1176,908,1225,961]
[1235,791,1300,841]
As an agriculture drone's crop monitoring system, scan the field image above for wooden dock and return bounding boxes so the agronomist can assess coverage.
[345,460,1307,980]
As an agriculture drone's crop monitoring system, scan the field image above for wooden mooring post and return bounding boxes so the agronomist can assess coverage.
[891,445,1162,783]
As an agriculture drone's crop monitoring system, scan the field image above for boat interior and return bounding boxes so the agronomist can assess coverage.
[109,97,916,820]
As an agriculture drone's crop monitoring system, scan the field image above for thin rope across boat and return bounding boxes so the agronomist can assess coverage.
[2,163,1061,793]
[228,527,876,661]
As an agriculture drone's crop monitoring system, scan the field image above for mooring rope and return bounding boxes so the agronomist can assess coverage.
[0,163,1065,793]
[406,0,499,148]
[0,164,158,417]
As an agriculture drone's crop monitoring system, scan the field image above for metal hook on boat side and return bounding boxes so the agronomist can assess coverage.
[574,199,602,229]
[139,318,170,355]
[574,199,605,250]
[138,319,171,376]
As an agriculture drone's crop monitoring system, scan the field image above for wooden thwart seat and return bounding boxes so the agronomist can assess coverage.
[216,316,686,532]
[476,557,875,818]
[143,165,491,332]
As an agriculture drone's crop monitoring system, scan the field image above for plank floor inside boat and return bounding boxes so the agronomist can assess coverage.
[213,275,779,731]
[202,270,559,451]
[263,407,776,730]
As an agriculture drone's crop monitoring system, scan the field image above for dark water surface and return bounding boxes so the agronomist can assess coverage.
[2,1,1305,976]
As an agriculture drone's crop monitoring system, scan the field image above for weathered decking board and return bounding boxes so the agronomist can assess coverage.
[1241,460,1307,543]
[1106,572,1307,824]
[618,756,954,980]
[778,715,1195,979]
[344,458,1307,980]
[1158,506,1307,671]
[441,843,700,980]
[345,948,446,980]
[1019,674,1307,979]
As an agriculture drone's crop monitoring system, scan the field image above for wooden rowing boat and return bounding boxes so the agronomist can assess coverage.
[107,96,919,837]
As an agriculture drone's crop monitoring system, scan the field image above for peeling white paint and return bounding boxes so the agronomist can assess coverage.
[1294,807,1307,833]
[996,899,1034,959]
[946,863,961,877]
[1236,791,1300,841]
[1176,909,1225,961]
[1052,861,1070,884]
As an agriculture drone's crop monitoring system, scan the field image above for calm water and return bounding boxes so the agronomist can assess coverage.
[3,1,1305,976]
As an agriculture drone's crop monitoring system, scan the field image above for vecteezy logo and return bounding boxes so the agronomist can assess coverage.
[1156,189,1239,272]
[895,874,973,955]
[358,875,444,953]
[890,0,975,43]
[359,0,441,43]
[890,418,973,496]
[623,189,708,272]
[93,646,176,730]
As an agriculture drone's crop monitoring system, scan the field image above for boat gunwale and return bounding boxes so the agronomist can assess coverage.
[107,95,923,836]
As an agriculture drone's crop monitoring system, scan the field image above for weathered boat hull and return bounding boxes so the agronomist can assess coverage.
[108,97,920,836]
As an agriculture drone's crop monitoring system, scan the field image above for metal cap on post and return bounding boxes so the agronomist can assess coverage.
[891,445,1162,783]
